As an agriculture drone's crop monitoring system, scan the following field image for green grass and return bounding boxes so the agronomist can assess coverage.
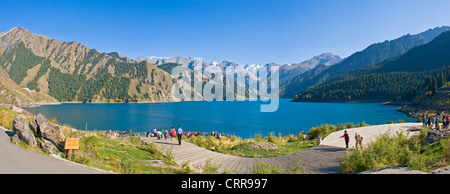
[306,122,365,140]
[65,130,181,174]
[185,132,315,158]
[184,122,370,158]
[339,127,450,173]
[0,106,18,130]
[252,157,306,174]
[226,141,315,158]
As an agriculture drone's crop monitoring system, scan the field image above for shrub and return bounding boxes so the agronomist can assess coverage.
[252,160,284,174]
[230,135,238,142]
[266,132,276,143]
[200,159,222,174]
[307,123,358,140]
[252,157,305,174]
[49,118,58,125]
[440,138,450,162]
[80,136,99,158]
[287,134,296,142]
[253,133,262,142]
[206,136,217,150]
[345,122,356,129]
[163,149,175,166]
[0,106,18,130]
[181,161,194,174]
[340,131,426,173]
[296,132,306,142]
[118,158,136,174]
[359,121,368,127]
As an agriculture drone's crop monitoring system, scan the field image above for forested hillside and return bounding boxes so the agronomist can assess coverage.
[281,26,450,98]
[295,68,449,102]
[294,31,450,102]
[0,27,177,103]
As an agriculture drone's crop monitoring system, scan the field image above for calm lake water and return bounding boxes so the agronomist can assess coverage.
[25,99,414,138]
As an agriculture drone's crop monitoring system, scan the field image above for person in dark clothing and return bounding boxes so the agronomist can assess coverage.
[340,130,350,149]
[428,116,432,128]
[177,125,183,146]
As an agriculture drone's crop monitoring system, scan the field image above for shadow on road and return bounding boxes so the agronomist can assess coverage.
[4,130,14,137]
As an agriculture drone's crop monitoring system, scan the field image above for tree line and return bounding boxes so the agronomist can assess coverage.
[295,66,450,102]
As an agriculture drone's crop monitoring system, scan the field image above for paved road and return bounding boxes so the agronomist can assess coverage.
[0,126,112,174]
[320,123,423,149]
[141,123,429,174]
[142,137,347,174]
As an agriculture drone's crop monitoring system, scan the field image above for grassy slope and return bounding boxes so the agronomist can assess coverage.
[0,67,58,105]
[340,127,450,173]
[0,105,183,174]
[185,134,315,158]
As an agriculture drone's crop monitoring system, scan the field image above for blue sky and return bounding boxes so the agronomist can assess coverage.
[2,0,450,65]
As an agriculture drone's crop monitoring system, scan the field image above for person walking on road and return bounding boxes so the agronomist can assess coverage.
[340,130,350,149]
[177,125,183,146]
[170,126,176,141]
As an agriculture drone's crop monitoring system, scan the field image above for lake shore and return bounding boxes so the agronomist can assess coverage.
[4,101,448,174]
[25,100,413,139]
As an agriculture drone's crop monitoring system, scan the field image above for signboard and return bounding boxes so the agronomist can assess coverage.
[64,138,80,150]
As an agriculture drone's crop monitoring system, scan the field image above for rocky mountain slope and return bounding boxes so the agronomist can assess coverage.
[281,26,450,98]
[137,53,341,86]
[293,31,450,103]
[0,27,177,103]
[0,67,58,105]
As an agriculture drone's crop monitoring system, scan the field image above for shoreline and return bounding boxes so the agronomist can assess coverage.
[18,97,283,107]
[21,99,415,139]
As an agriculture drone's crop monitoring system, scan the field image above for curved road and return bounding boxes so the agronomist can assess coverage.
[0,126,112,174]
[5,122,445,174]
[142,123,424,174]
[142,137,348,174]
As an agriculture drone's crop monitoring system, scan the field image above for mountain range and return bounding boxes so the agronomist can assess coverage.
[1,26,449,105]
[136,53,342,84]
[295,30,450,102]
[0,27,340,104]
[280,26,450,99]
[0,27,176,104]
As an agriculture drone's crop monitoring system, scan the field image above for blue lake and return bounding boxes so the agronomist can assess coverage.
[25,99,414,139]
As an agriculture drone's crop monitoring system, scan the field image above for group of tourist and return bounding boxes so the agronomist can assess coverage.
[340,130,363,149]
[145,126,184,145]
[422,113,450,130]
[145,126,224,146]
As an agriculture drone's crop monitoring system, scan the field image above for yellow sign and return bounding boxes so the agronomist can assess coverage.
[64,138,80,150]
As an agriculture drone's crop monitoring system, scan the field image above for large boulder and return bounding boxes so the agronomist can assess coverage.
[12,114,37,146]
[29,119,38,134]
[422,130,450,146]
[39,138,60,154]
[35,113,66,150]
[11,134,20,143]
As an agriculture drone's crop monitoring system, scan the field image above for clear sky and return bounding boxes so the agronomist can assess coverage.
[2,0,450,65]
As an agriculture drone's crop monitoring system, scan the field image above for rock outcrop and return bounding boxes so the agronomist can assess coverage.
[39,138,60,154]
[11,134,20,144]
[29,119,38,134]
[422,130,450,146]
[12,114,37,146]
[35,113,66,150]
